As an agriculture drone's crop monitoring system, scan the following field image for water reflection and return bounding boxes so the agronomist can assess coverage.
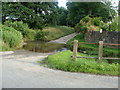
[23,41,68,53]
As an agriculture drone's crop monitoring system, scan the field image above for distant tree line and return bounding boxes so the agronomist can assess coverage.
[2,1,117,29]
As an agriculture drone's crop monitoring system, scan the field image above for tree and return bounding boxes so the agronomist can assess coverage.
[57,7,68,26]
[118,1,120,31]
[2,2,59,29]
[66,2,116,27]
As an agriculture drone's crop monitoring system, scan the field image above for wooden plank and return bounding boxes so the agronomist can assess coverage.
[78,42,120,46]
[79,42,98,45]
[103,43,120,46]
[103,57,120,60]
[72,40,78,61]
[98,41,103,63]
[76,56,98,59]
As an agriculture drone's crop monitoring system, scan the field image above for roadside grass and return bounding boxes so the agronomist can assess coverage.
[67,34,120,63]
[43,50,119,76]
[43,26,75,41]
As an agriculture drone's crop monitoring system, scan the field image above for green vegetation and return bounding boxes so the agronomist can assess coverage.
[4,20,29,38]
[2,2,58,29]
[91,17,102,26]
[43,26,75,41]
[109,15,119,31]
[0,25,23,51]
[66,2,116,26]
[0,40,11,51]
[44,50,119,76]
[35,30,47,41]
[67,34,120,63]
[75,16,102,33]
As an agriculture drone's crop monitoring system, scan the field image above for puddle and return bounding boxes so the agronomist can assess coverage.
[23,41,69,53]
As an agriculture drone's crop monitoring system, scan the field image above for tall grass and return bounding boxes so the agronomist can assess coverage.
[43,26,75,41]
[0,25,23,51]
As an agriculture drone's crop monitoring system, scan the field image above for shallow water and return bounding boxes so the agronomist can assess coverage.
[23,41,69,53]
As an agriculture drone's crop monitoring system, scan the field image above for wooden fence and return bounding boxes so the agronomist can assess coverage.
[72,40,120,63]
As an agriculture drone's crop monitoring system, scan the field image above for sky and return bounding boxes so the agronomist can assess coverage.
[58,0,119,8]
[58,0,67,8]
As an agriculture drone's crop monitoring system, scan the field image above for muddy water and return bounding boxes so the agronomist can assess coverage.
[23,41,69,53]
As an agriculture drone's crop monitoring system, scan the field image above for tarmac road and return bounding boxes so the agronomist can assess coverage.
[2,50,118,88]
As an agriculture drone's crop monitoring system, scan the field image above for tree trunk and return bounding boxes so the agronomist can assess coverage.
[88,8,92,16]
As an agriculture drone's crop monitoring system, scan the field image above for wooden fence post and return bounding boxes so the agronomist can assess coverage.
[98,41,103,63]
[72,40,78,61]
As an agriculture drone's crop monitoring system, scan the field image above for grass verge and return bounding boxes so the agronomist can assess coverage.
[43,50,119,76]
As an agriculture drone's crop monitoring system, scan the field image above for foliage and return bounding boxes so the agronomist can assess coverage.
[0,39,11,51]
[2,2,59,29]
[26,29,37,40]
[1,25,23,48]
[82,16,90,23]
[75,16,101,33]
[66,2,116,26]
[4,20,29,37]
[35,30,47,41]
[109,15,118,31]
[44,50,119,76]
[91,17,102,26]
[80,25,89,33]
[43,26,75,41]
[57,7,68,26]
[75,23,82,32]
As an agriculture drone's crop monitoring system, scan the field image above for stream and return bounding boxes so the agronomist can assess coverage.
[23,41,70,53]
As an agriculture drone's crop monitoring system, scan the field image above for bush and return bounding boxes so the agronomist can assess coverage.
[1,25,23,48]
[109,21,118,31]
[35,30,47,41]
[44,50,119,76]
[26,29,37,40]
[91,17,102,26]
[82,16,90,23]
[75,23,82,32]
[0,40,11,51]
[4,20,29,37]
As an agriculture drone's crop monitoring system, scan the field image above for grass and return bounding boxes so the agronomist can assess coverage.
[67,34,120,63]
[43,50,119,76]
[43,26,75,41]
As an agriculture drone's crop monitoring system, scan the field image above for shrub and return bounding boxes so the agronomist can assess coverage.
[26,29,37,40]
[80,25,89,33]
[82,16,90,23]
[91,17,102,26]
[44,50,119,76]
[35,30,47,41]
[109,21,118,31]
[0,40,11,51]
[4,20,29,37]
[75,23,82,32]
[1,25,23,48]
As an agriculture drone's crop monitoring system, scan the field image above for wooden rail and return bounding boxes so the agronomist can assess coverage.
[72,40,120,63]
[79,42,120,46]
